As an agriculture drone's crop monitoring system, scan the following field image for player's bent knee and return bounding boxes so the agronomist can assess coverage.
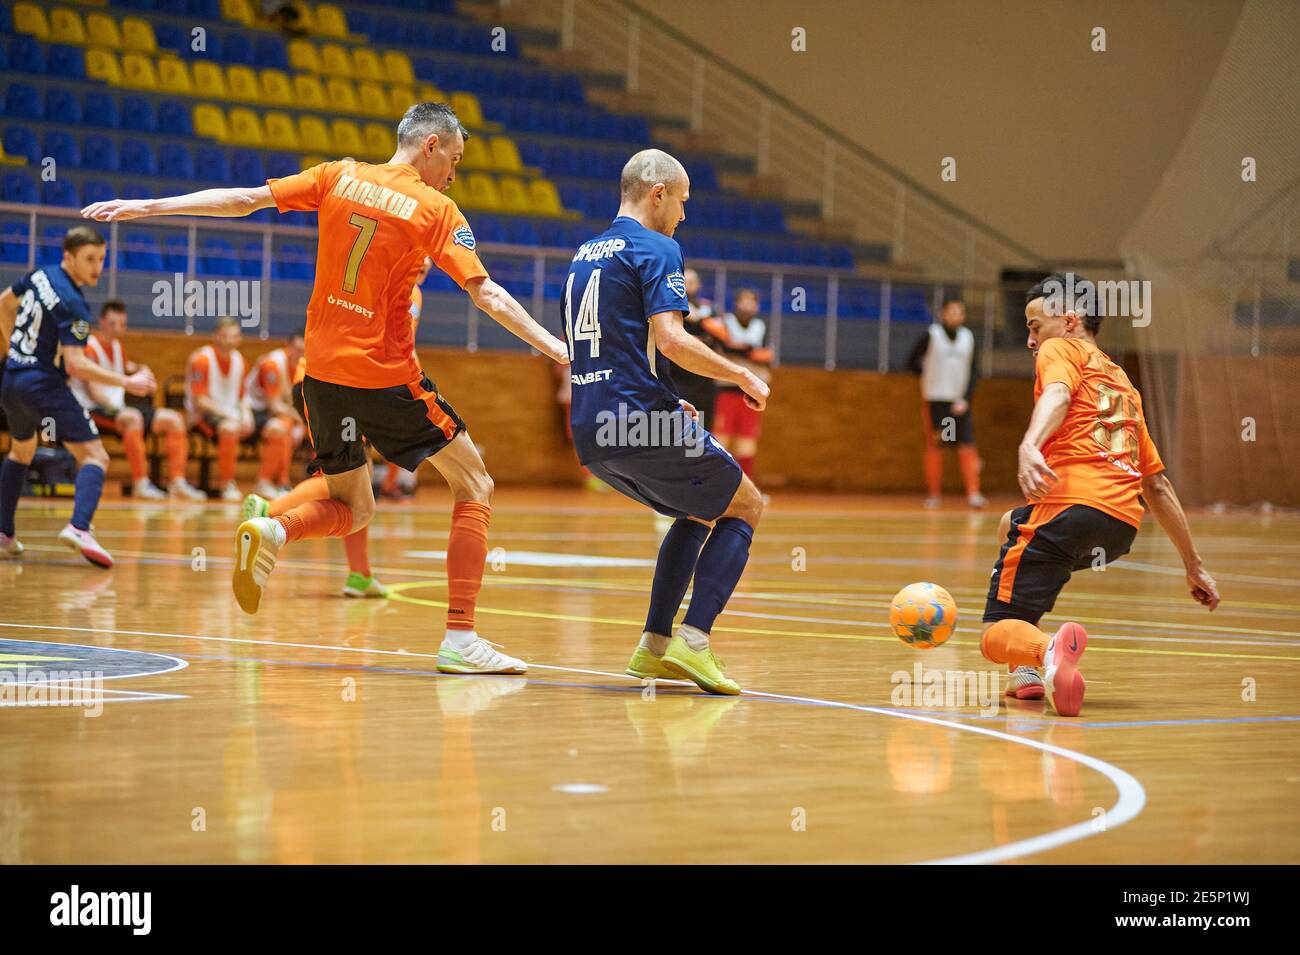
[153,409,180,432]
[118,409,143,431]
[726,475,764,528]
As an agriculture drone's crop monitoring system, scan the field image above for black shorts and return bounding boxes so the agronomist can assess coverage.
[292,381,323,476]
[0,368,99,444]
[983,503,1137,626]
[926,401,974,445]
[90,399,155,435]
[300,373,465,475]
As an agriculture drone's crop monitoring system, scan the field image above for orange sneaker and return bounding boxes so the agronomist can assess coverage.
[1043,622,1088,717]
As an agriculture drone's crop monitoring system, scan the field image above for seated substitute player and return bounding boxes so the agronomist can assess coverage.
[70,299,206,501]
[184,317,256,502]
[0,226,155,566]
[711,287,772,481]
[83,102,570,674]
[565,149,769,695]
[245,329,306,498]
[981,273,1220,715]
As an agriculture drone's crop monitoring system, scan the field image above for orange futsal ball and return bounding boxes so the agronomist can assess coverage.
[890,582,957,649]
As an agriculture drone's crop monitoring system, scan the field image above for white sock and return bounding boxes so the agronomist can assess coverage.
[639,631,671,656]
[444,629,478,651]
[265,518,287,547]
[678,624,709,651]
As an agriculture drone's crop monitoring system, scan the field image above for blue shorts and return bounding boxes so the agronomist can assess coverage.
[585,421,743,521]
[0,367,99,444]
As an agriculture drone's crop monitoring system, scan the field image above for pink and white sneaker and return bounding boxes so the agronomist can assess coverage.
[1043,622,1088,717]
[0,533,23,559]
[1005,665,1045,700]
[58,524,113,569]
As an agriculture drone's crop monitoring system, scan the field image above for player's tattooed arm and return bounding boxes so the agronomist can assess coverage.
[465,276,569,364]
[651,312,768,411]
[81,186,277,222]
[1141,471,1220,610]
[63,345,156,396]
[1017,381,1070,499]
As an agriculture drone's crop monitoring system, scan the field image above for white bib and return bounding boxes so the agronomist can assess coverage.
[921,324,973,402]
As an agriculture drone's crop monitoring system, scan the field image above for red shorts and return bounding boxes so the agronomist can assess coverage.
[712,389,762,439]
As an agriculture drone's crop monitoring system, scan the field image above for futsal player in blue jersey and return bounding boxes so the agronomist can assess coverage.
[565,149,770,695]
[0,226,155,567]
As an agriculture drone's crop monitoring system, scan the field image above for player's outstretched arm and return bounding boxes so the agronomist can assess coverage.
[81,186,277,222]
[1017,381,1069,500]
[465,276,569,364]
[1141,471,1220,610]
[652,312,768,411]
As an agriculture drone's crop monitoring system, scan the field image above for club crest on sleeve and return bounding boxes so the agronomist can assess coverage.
[71,319,91,340]
[452,226,476,250]
[666,271,686,298]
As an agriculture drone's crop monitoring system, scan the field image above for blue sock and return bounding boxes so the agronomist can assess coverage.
[71,463,105,531]
[0,458,26,537]
[683,517,754,635]
[645,518,710,636]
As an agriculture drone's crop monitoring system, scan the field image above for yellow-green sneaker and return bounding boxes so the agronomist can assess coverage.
[661,629,740,695]
[626,646,676,681]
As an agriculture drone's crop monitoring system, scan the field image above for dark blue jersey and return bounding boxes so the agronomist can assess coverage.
[5,266,92,379]
[564,216,690,463]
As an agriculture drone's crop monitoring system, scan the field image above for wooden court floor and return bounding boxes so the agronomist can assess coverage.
[1,487,1297,864]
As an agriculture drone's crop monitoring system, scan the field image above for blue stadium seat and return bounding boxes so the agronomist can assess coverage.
[118,233,164,272]
[376,14,405,43]
[472,216,504,243]
[2,171,39,205]
[536,220,566,248]
[81,179,115,206]
[503,219,538,246]
[239,241,263,278]
[345,10,375,36]
[264,152,297,179]
[194,146,229,181]
[558,183,584,214]
[121,182,152,200]
[230,150,264,183]
[42,178,80,208]
[121,96,157,132]
[47,44,85,80]
[44,86,81,124]
[120,139,157,176]
[154,22,184,51]
[254,35,288,70]
[160,142,195,179]
[182,31,220,60]
[8,36,47,74]
[222,33,255,66]
[40,225,67,263]
[273,242,313,281]
[828,246,854,270]
[198,238,239,277]
[0,222,30,264]
[2,127,39,164]
[116,0,157,9]
[82,135,119,172]
[41,130,80,169]
[158,101,192,136]
[83,92,120,129]
[0,39,8,72]
[191,0,221,17]
[4,83,41,120]
[163,234,188,272]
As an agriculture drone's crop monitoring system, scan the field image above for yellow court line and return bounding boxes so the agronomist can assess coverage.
[384,582,1300,663]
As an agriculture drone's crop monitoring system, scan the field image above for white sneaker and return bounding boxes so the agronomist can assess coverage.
[1005,665,1045,700]
[58,524,113,569]
[221,481,243,503]
[168,478,208,501]
[968,493,988,509]
[253,478,281,500]
[133,478,167,500]
[924,496,942,509]
[232,516,285,614]
[436,632,528,674]
[0,533,23,559]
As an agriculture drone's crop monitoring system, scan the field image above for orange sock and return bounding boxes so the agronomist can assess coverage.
[268,474,328,517]
[259,433,285,481]
[275,499,353,543]
[218,431,239,484]
[445,500,490,631]
[165,429,188,482]
[958,445,981,497]
[123,429,147,482]
[342,526,370,576]
[382,463,401,494]
[981,619,1050,669]
[923,447,943,496]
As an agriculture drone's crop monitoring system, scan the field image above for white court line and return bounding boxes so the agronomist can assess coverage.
[0,620,1146,865]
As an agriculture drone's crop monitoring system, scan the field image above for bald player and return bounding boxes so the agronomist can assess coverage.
[83,102,570,675]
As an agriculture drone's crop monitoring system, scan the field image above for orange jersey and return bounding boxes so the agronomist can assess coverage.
[1033,337,1164,528]
[267,160,488,389]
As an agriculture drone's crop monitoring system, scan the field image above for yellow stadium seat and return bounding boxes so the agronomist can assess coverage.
[220,0,254,27]
[157,57,193,95]
[300,154,327,171]
[351,48,384,83]
[416,82,446,104]
[382,51,415,87]
[292,74,327,110]
[193,103,230,142]
[460,136,490,170]
[319,43,353,78]
[0,142,28,167]
[444,177,470,208]
[13,2,51,40]
[315,3,349,39]
[193,62,229,100]
[466,173,502,211]
[489,136,523,173]
[263,111,300,150]
[259,69,293,106]
[49,7,87,45]
[121,16,157,53]
[226,64,261,102]
[227,107,265,147]
[329,119,364,158]
[85,11,123,48]
[324,78,359,115]
[497,175,532,214]
[385,86,415,118]
[120,52,158,89]
[85,47,122,84]
[290,3,316,35]
[355,82,390,118]
[449,92,485,129]
[288,39,320,74]
[297,116,330,153]
[528,179,565,217]
[362,123,395,159]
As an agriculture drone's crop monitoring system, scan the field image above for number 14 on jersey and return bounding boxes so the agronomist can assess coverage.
[563,269,602,360]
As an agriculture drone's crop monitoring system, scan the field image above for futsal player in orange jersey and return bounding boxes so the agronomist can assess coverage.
[84,103,570,674]
[981,273,1219,715]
